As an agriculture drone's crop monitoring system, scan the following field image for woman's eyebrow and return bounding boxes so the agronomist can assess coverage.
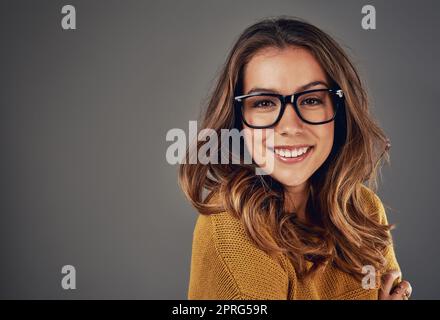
[246,80,329,95]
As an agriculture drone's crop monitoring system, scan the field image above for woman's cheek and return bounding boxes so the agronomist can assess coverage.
[314,126,335,168]
[243,128,276,175]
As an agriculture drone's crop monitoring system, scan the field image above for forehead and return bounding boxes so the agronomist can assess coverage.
[243,46,329,94]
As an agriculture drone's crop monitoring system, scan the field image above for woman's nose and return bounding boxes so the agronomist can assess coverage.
[275,102,304,134]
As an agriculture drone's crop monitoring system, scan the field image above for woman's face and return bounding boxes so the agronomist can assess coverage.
[242,46,334,190]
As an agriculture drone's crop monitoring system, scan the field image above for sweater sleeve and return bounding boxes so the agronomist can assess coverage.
[361,185,401,277]
[370,192,402,276]
[187,212,290,300]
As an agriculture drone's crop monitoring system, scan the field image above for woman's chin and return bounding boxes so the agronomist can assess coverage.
[272,174,309,188]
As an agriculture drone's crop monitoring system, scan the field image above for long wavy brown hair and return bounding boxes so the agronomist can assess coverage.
[179,16,393,281]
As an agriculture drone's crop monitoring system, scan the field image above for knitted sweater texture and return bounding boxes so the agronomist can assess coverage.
[188,185,400,300]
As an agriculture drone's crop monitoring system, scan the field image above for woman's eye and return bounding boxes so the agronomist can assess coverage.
[301,98,322,105]
[254,100,275,108]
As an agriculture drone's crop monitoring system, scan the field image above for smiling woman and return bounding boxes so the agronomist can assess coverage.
[179,16,412,300]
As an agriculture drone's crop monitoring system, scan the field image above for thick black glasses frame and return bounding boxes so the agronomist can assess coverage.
[234,88,344,128]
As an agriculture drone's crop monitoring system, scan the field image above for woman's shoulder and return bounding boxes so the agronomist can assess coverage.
[191,193,246,244]
[192,210,280,267]
[193,192,273,254]
[192,191,251,243]
[189,198,289,299]
[359,184,401,274]
[359,184,390,225]
[191,210,244,250]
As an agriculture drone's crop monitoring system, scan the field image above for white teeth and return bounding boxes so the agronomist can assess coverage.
[274,146,311,158]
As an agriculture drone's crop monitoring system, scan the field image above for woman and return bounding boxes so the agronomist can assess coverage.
[179,16,412,300]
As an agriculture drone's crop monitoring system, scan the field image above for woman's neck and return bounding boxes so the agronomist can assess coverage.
[284,182,310,223]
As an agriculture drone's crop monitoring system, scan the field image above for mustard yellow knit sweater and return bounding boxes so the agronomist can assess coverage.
[187,185,401,300]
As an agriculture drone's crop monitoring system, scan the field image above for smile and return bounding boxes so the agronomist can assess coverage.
[269,145,314,163]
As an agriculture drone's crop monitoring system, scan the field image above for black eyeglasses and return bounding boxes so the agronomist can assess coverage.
[234,88,344,128]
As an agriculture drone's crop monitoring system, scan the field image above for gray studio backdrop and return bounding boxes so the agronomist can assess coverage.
[1,0,438,299]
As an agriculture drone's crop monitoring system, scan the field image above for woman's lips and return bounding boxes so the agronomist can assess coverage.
[268,145,314,164]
